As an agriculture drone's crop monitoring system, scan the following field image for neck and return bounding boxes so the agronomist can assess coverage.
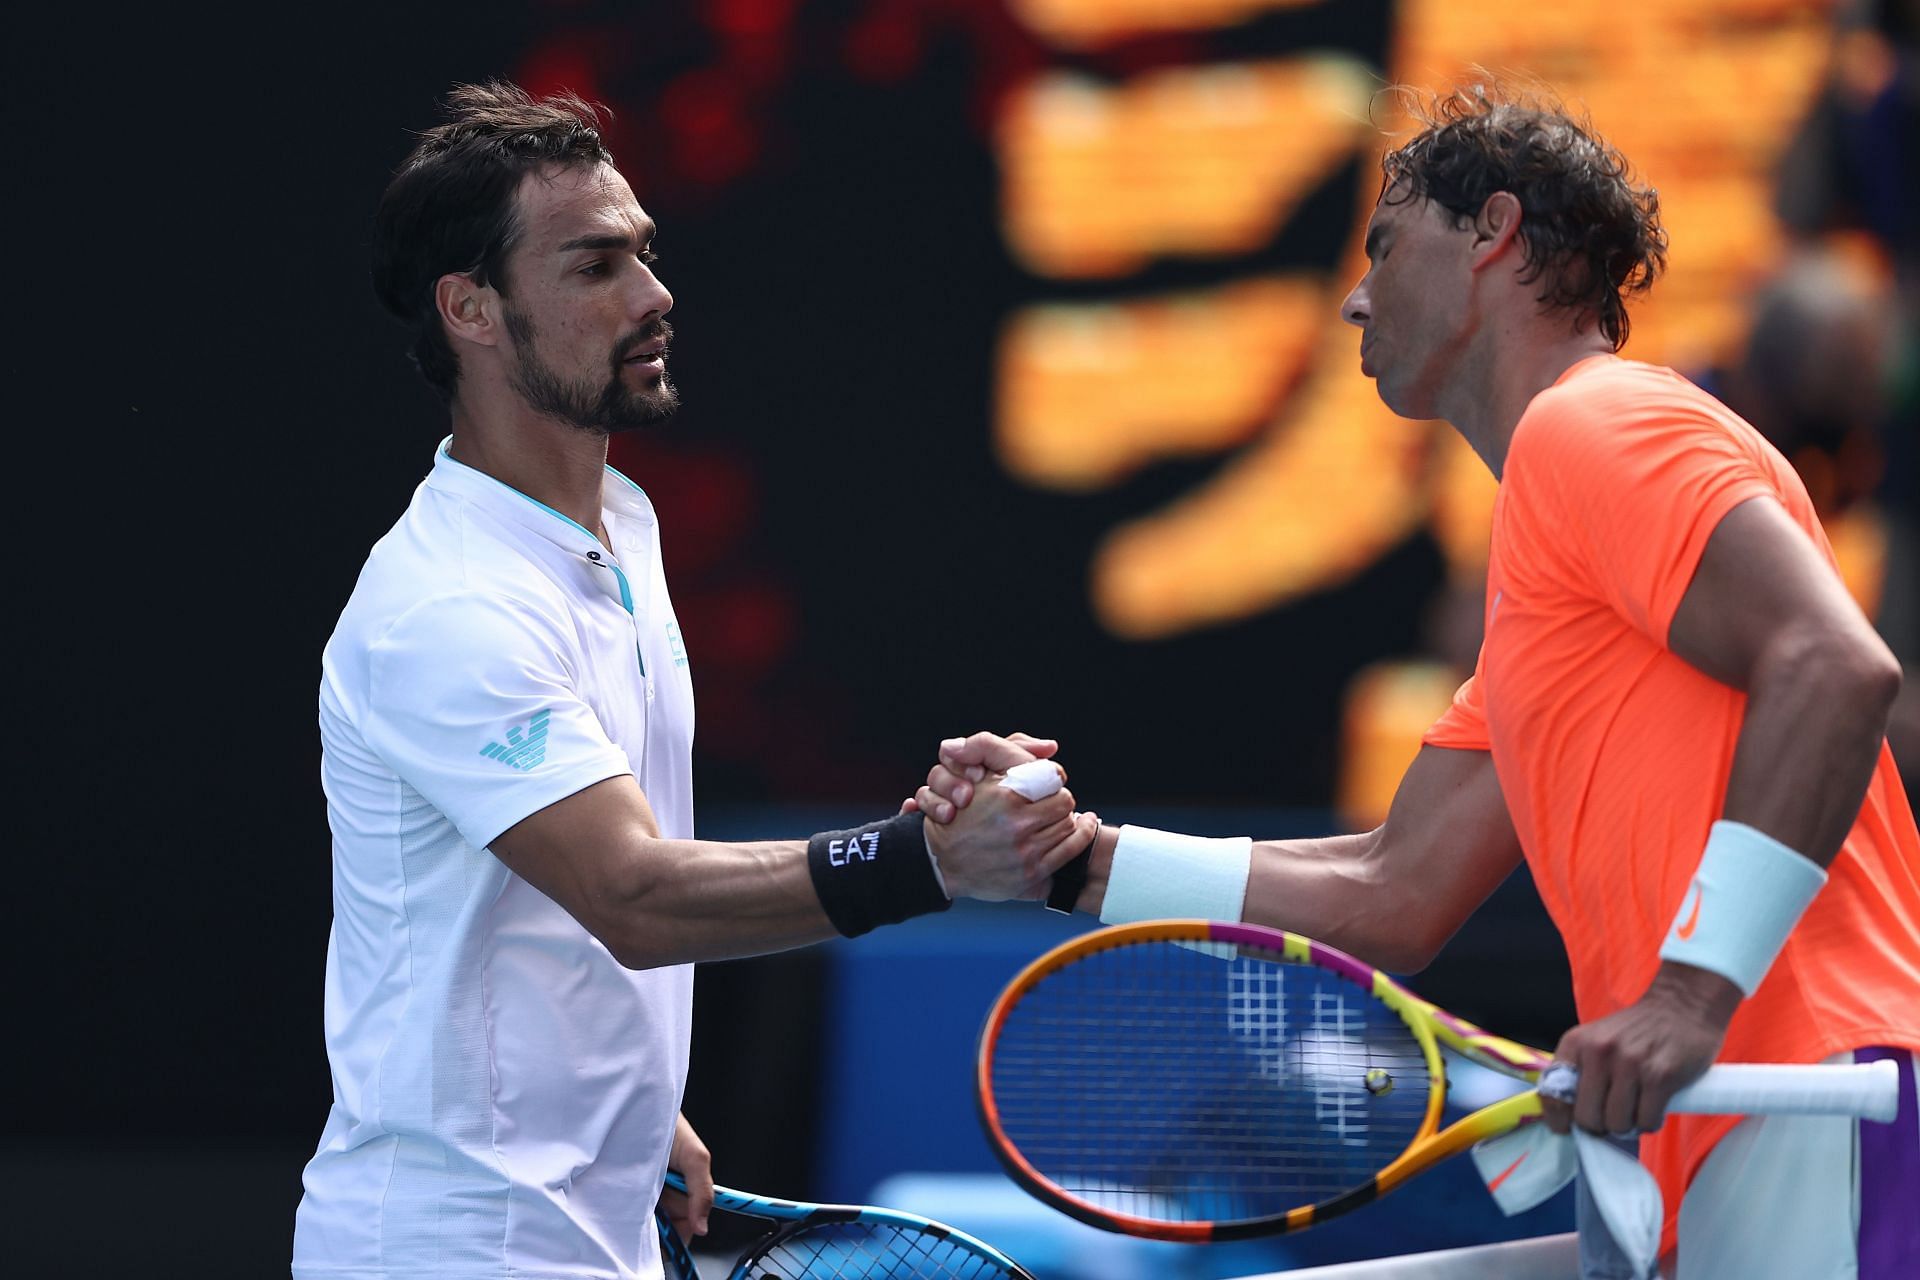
[1438,321,1616,480]
[446,391,612,544]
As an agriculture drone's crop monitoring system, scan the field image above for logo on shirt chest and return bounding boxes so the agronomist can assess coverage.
[479,709,552,771]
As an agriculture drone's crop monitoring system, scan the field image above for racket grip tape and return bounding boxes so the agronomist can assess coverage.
[1542,1059,1899,1122]
[1671,1059,1900,1122]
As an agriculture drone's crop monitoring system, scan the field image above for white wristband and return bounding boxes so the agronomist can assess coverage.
[1098,825,1253,925]
[1657,820,1827,997]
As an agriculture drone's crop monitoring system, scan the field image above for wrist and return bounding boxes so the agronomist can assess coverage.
[1098,824,1253,925]
[1657,819,1827,996]
[1648,960,1744,1028]
[1043,818,1096,913]
[1076,821,1121,915]
[807,812,952,938]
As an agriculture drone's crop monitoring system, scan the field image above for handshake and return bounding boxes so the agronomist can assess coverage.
[902,731,1103,910]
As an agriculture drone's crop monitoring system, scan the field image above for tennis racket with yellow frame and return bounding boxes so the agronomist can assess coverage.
[975,919,1898,1242]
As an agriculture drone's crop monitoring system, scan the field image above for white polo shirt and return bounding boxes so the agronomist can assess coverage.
[295,440,696,1280]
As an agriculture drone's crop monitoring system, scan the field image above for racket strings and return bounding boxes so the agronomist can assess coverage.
[747,1220,1018,1279]
[989,940,1432,1225]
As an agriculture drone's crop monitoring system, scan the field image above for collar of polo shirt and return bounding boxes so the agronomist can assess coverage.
[427,436,656,553]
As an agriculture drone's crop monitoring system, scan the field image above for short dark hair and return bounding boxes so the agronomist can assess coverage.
[372,81,615,401]
[1379,81,1666,350]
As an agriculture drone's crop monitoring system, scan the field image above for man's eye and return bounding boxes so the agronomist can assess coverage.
[639,250,660,266]
[580,261,608,277]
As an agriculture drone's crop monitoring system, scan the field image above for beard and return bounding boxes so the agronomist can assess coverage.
[504,308,679,434]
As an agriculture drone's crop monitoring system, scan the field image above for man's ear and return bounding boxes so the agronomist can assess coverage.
[434,272,503,351]
[1469,191,1524,273]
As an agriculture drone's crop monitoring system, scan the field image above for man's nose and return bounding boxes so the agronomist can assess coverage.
[631,267,672,325]
[1340,278,1370,328]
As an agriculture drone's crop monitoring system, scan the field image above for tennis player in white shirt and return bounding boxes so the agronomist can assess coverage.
[295,81,1096,1280]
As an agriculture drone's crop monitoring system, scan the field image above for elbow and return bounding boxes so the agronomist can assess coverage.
[1370,924,1451,977]
[1777,626,1902,724]
[1344,829,1453,976]
[602,901,677,971]
[596,914,659,971]
[595,865,677,971]
[608,940,666,971]
[1758,625,1904,725]
[1864,645,1904,716]
[1839,626,1905,714]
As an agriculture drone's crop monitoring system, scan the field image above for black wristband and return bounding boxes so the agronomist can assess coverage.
[807,812,952,938]
[1044,821,1097,914]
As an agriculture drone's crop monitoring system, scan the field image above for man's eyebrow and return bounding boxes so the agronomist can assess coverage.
[556,222,658,254]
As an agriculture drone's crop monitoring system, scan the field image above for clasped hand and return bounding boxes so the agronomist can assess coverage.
[907,731,1098,902]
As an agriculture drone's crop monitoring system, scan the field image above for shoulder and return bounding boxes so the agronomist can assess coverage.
[1509,358,1760,487]
[374,588,572,665]
[344,490,570,628]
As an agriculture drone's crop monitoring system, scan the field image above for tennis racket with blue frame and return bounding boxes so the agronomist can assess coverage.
[654,1170,1037,1279]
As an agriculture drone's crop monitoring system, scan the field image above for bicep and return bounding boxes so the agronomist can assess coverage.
[1370,746,1525,969]
[490,774,665,944]
[1376,744,1525,906]
[1667,496,1881,689]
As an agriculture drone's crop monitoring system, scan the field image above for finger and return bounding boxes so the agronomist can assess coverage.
[1033,816,1095,878]
[914,786,956,823]
[1007,793,1076,846]
[657,1187,691,1241]
[1543,1035,1581,1136]
[1602,1073,1641,1138]
[924,764,973,808]
[1007,732,1060,759]
[940,731,1041,773]
[899,795,918,815]
[1635,1069,1682,1135]
[1017,806,1081,865]
[1000,759,1067,800]
[1573,1057,1612,1135]
[687,1170,713,1238]
[1636,1089,1670,1137]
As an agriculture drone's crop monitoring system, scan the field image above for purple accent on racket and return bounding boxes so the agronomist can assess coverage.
[1305,939,1379,987]
[1207,920,1275,950]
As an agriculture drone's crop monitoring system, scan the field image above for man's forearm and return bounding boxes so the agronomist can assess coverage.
[568,833,840,969]
[1652,634,1898,1004]
[1073,825,1444,972]
[1061,745,1522,974]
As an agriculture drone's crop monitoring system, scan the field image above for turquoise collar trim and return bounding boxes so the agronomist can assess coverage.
[431,436,653,545]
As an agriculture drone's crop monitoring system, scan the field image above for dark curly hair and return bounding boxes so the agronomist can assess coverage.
[1379,80,1667,350]
[372,82,615,401]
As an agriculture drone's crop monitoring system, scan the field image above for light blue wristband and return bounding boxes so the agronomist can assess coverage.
[1657,820,1828,997]
[1098,825,1252,926]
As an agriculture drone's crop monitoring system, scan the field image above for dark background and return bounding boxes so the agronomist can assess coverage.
[8,2,1622,1272]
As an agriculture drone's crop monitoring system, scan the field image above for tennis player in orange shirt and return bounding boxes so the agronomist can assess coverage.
[924,83,1919,1276]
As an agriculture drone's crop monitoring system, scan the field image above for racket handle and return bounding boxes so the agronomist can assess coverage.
[1671,1060,1899,1122]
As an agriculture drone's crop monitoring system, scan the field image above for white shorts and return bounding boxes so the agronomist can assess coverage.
[1578,1047,1919,1279]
